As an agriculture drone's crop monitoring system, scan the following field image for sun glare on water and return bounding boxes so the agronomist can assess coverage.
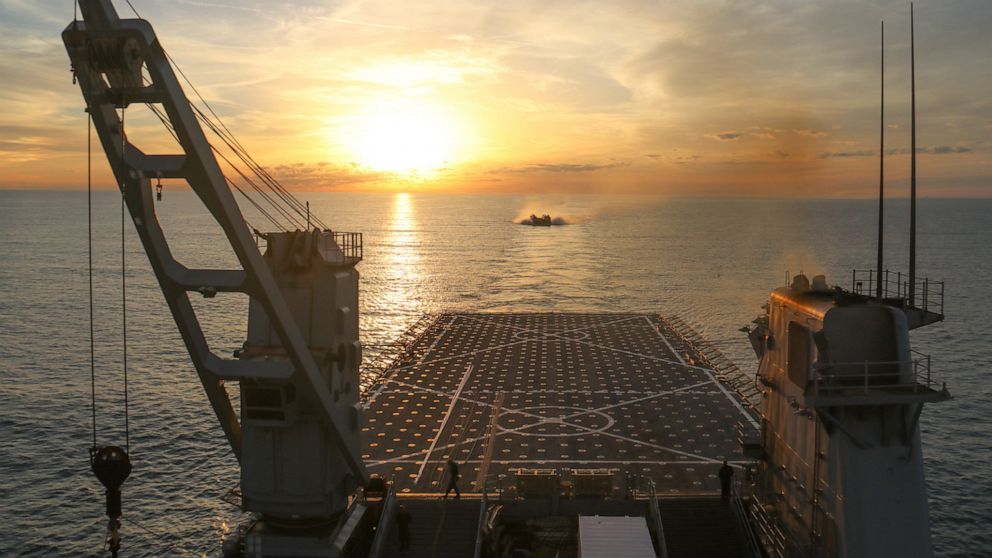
[347,100,462,174]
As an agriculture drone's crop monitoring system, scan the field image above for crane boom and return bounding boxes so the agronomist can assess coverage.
[64,2,369,548]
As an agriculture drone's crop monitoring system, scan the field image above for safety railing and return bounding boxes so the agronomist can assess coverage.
[252,229,362,265]
[746,495,787,558]
[368,481,398,558]
[730,481,762,558]
[329,231,363,264]
[360,313,439,397]
[809,351,939,396]
[473,490,489,558]
[647,479,669,558]
[851,269,944,316]
[658,315,763,411]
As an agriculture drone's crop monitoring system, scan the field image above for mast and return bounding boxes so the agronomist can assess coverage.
[877,20,885,299]
[909,2,917,304]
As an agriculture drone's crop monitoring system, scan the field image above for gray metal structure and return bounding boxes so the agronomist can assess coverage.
[64,2,368,552]
[747,274,949,557]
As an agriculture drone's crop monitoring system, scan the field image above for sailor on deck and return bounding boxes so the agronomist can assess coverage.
[396,504,412,551]
[719,460,734,503]
[443,459,461,499]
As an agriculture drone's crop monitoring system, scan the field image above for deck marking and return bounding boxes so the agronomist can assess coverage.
[557,380,713,421]
[373,380,732,468]
[704,369,760,429]
[364,313,748,490]
[414,363,474,485]
[392,337,532,373]
[362,314,448,409]
[369,459,752,466]
[558,335,715,372]
[646,315,686,364]
[648,316,759,429]
[455,313,644,337]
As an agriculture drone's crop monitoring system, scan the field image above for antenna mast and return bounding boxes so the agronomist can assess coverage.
[876,20,885,299]
[909,2,917,304]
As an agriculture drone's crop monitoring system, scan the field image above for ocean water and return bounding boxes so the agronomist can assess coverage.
[0,189,989,557]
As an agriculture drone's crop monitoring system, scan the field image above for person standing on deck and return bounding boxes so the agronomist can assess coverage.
[719,460,734,503]
[444,459,461,499]
[396,504,412,551]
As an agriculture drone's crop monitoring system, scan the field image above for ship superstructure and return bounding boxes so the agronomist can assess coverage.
[744,274,948,557]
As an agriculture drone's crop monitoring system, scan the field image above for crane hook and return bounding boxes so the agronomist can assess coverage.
[91,446,131,557]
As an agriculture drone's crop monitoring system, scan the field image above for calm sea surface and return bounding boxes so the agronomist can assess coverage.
[0,190,989,556]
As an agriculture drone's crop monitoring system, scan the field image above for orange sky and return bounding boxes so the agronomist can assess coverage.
[0,0,989,196]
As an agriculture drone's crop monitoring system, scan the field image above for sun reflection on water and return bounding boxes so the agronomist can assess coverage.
[380,193,422,325]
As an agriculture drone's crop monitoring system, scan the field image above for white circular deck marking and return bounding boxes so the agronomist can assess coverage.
[497,405,614,437]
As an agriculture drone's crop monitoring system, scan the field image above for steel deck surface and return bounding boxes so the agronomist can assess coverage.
[361,313,755,494]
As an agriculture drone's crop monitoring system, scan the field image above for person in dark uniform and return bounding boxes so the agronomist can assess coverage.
[719,460,734,503]
[443,459,461,499]
[396,504,412,551]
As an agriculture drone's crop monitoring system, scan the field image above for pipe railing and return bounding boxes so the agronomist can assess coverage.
[368,482,398,558]
[810,351,939,396]
[746,495,787,558]
[851,269,944,315]
[473,490,489,558]
[647,479,669,558]
[730,480,762,558]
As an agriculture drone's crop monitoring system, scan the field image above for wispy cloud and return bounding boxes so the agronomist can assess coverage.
[501,162,629,174]
[707,132,743,141]
[793,129,829,138]
[819,146,974,158]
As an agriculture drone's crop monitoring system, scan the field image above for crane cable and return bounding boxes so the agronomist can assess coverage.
[124,0,329,232]
[120,103,130,453]
[88,106,97,450]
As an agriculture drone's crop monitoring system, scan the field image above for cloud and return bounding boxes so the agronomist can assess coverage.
[818,150,875,159]
[793,129,829,137]
[819,146,973,158]
[924,146,972,155]
[500,161,628,174]
[707,132,742,141]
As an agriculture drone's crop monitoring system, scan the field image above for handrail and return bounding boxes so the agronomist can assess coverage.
[368,482,398,558]
[810,351,940,396]
[746,496,787,558]
[730,481,762,558]
[360,313,440,397]
[473,490,489,558]
[851,269,944,316]
[647,479,669,558]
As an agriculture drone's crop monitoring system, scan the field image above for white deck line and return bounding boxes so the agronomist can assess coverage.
[362,315,450,409]
[557,380,714,420]
[414,363,474,484]
[645,315,687,364]
[704,369,759,430]
[648,316,760,430]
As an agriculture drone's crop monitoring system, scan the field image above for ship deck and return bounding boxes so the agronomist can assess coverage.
[361,313,757,495]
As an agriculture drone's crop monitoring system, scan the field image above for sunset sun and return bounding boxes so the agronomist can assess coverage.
[347,100,462,174]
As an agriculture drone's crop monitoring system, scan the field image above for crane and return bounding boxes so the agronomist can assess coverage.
[64,1,369,555]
